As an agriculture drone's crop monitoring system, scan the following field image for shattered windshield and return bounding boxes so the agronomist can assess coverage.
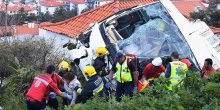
[116,3,192,59]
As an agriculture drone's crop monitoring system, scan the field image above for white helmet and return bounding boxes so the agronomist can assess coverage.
[152,57,162,66]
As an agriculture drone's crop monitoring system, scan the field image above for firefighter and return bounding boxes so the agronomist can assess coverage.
[93,47,108,77]
[48,61,76,109]
[165,52,188,90]
[26,65,71,110]
[93,47,112,96]
[71,66,104,103]
[58,60,72,77]
[109,51,139,101]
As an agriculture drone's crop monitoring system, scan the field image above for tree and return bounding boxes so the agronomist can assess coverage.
[26,13,37,22]
[15,7,28,25]
[81,8,90,14]
[21,0,25,4]
[39,11,52,22]
[52,6,68,23]
[190,0,220,28]
[66,9,77,18]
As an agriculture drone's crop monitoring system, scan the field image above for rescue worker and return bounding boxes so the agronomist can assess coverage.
[71,66,104,103]
[181,58,200,72]
[165,52,188,90]
[109,51,139,101]
[93,47,108,77]
[47,61,73,109]
[93,47,112,96]
[201,58,216,80]
[142,57,165,80]
[47,72,63,110]
[58,60,77,106]
[26,65,71,110]
[58,60,72,77]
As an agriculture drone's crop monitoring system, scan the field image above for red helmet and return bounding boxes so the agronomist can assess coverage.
[181,58,192,68]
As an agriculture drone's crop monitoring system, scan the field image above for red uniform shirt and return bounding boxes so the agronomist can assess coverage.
[26,74,60,102]
[143,63,165,79]
[202,67,216,80]
[52,73,62,85]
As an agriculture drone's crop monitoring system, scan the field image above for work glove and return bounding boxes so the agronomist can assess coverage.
[67,94,73,101]
[49,92,56,99]
[63,92,73,101]
[70,84,79,91]
[105,82,111,89]
[134,86,138,91]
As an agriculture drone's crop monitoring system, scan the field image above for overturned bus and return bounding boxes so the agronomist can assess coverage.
[69,0,220,79]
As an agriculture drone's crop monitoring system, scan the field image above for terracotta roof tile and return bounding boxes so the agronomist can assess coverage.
[68,0,86,4]
[41,1,65,7]
[0,2,36,12]
[0,24,39,36]
[41,0,159,38]
[172,0,206,18]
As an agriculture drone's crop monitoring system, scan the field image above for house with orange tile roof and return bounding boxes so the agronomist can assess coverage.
[172,0,207,19]
[0,2,37,15]
[67,0,88,15]
[0,23,39,37]
[172,0,220,39]
[87,0,113,9]
[40,1,65,14]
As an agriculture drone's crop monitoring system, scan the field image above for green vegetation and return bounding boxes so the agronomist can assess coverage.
[65,72,220,110]
[1,40,220,110]
[1,57,220,110]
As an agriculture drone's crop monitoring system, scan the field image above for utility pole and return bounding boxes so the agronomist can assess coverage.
[4,0,8,37]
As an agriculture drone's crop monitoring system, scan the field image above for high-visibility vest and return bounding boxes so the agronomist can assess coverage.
[169,61,187,90]
[116,59,132,83]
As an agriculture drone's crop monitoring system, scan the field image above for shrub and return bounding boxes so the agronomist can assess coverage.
[65,72,220,110]
[0,37,70,89]
[0,57,41,110]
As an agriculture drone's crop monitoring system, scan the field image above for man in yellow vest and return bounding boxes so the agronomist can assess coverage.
[165,52,187,90]
[109,51,139,101]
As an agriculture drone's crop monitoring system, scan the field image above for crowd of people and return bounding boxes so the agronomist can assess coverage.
[25,47,217,110]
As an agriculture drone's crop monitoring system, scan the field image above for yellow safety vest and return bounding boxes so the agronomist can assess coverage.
[116,59,132,83]
[169,61,188,90]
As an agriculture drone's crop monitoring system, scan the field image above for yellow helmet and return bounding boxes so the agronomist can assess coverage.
[84,66,96,77]
[96,47,107,57]
[58,60,71,71]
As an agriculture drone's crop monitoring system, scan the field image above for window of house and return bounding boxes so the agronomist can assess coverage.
[194,6,203,12]
[94,1,100,7]
[217,4,220,10]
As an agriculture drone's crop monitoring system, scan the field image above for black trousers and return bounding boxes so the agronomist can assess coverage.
[47,98,59,110]
[26,100,46,110]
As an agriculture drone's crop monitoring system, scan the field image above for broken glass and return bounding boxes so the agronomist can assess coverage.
[116,3,193,60]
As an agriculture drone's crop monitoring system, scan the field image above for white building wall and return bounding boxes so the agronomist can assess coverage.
[77,4,87,15]
[40,6,57,14]
[27,10,37,15]
[69,2,76,11]
[39,28,76,58]
[100,1,111,6]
